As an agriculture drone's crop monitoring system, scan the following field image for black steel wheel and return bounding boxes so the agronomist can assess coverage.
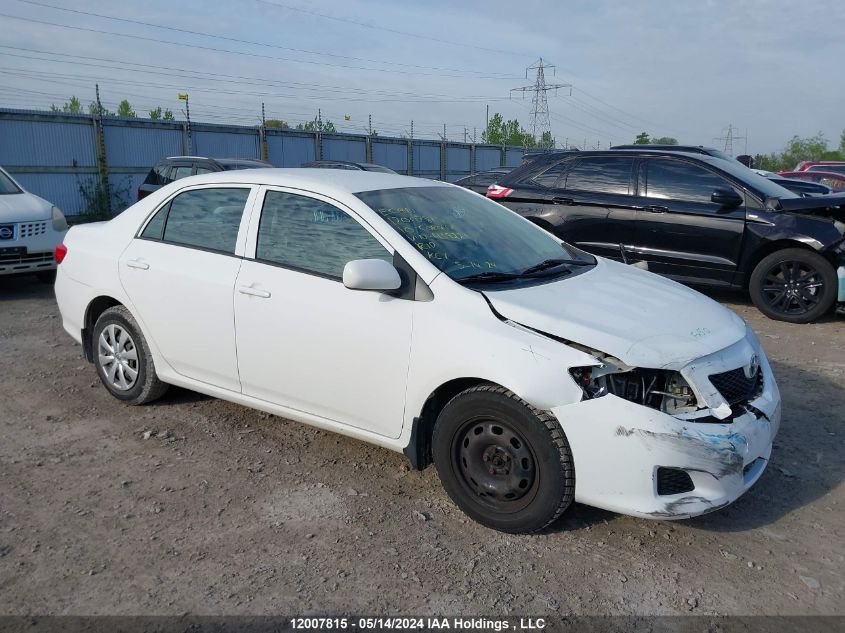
[750,248,836,323]
[432,384,574,533]
[454,417,538,511]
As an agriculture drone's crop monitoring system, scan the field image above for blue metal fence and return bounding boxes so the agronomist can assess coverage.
[0,108,530,216]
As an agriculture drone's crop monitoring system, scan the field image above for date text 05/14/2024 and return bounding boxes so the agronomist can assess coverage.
[290,617,547,630]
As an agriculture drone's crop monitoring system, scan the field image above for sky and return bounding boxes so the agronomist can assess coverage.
[1,0,843,154]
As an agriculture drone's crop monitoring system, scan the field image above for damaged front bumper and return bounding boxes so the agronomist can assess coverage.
[552,332,781,520]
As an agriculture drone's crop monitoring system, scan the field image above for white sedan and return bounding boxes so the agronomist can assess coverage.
[55,169,781,533]
[0,166,68,281]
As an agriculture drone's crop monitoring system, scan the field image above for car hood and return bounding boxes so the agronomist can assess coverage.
[776,194,845,221]
[0,192,52,223]
[483,258,746,370]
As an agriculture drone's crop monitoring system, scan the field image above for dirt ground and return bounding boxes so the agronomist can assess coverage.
[0,276,842,616]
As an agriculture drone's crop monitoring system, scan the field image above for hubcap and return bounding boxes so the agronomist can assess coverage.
[454,420,536,508]
[761,260,824,315]
[98,324,139,391]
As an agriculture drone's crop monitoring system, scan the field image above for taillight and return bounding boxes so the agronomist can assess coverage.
[486,184,513,199]
[55,243,67,264]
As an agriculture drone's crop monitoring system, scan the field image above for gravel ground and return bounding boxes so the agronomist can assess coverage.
[0,276,842,616]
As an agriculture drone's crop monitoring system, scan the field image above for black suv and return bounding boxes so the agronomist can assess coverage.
[138,156,272,200]
[489,150,845,323]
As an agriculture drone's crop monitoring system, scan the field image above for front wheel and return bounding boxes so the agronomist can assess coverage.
[749,248,836,323]
[432,385,575,533]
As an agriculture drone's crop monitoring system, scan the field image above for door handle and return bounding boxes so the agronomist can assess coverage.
[126,259,149,270]
[552,197,575,205]
[643,205,668,213]
[238,285,271,298]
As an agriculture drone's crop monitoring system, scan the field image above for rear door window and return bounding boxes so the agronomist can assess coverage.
[563,157,634,194]
[141,187,251,254]
[530,160,569,188]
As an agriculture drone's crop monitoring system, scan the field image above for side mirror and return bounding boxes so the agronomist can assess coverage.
[343,259,402,292]
[711,188,743,207]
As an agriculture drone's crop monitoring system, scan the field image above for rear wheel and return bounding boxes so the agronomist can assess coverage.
[749,248,836,323]
[432,385,574,533]
[92,306,168,405]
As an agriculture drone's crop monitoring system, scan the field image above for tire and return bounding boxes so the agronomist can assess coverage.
[432,384,575,533]
[92,306,168,405]
[749,248,837,323]
[36,270,56,284]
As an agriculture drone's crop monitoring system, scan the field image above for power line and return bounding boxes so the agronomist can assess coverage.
[250,0,530,59]
[0,46,511,103]
[0,13,518,80]
[13,0,518,78]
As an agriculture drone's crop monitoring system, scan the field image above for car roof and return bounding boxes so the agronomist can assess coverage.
[527,149,723,163]
[611,144,720,153]
[172,168,449,195]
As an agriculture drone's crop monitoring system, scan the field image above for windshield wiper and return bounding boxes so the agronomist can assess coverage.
[520,258,592,275]
[456,271,524,284]
[457,258,593,285]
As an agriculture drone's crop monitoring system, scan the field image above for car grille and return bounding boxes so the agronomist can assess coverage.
[656,467,695,496]
[19,221,48,238]
[0,224,13,240]
[0,251,54,272]
[709,366,763,405]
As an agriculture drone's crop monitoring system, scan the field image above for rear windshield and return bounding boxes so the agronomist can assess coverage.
[0,170,23,194]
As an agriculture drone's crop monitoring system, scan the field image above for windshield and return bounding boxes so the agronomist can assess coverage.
[0,170,22,194]
[713,157,798,200]
[356,186,594,282]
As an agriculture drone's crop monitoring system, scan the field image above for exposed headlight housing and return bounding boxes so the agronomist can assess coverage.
[51,206,68,232]
[570,365,699,415]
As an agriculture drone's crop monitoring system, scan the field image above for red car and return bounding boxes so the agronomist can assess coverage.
[779,170,845,193]
[794,160,845,175]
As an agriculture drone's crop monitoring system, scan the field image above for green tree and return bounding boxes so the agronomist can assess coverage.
[538,130,555,149]
[296,119,336,132]
[50,96,83,114]
[148,106,175,121]
[482,113,536,146]
[116,100,136,118]
[634,132,651,145]
[651,136,678,145]
[264,119,290,129]
[839,129,845,155]
[88,101,113,117]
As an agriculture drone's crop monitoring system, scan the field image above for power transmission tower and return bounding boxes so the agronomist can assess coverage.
[714,124,746,157]
[511,58,571,143]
